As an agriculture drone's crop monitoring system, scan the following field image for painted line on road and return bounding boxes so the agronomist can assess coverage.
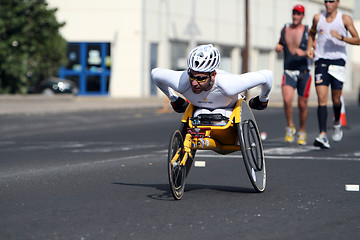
[3,149,358,182]
[264,146,315,155]
[0,153,159,181]
[193,153,360,161]
[265,155,360,161]
[132,151,360,162]
[345,185,359,192]
[194,161,206,167]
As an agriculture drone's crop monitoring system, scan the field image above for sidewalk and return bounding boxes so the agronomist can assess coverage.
[0,90,357,116]
[0,95,165,116]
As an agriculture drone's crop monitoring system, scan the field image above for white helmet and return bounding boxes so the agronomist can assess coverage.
[187,44,221,72]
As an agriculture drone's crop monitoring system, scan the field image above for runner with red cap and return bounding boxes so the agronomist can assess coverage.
[275,4,312,145]
[293,4,305,14]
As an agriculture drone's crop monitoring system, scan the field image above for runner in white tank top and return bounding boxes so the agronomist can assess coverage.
[306,0,360,149]
[151,44,273,115]
[314,11,347,62]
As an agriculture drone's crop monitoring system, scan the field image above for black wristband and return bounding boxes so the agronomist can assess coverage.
[249,96,268,110]
[171,97,188,113]
[341,35,344,41]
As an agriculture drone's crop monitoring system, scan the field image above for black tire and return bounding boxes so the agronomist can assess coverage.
[237,101,266,192]
[168,130,186,200]
[42,88,55,95]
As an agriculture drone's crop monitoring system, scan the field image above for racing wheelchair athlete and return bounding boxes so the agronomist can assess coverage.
[151,44,273,200]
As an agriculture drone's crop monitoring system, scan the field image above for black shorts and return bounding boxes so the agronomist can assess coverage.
[282,69,311,98]
[314,59,345,90]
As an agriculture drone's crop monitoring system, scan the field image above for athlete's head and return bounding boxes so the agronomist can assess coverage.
[292,4,305,14]
[292,4,305,26]
[324,0,339,13]
[187,44,220,94]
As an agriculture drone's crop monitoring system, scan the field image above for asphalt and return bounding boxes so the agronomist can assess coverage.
[0,90,358,116]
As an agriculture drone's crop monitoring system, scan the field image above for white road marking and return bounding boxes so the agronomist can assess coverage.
[0,141,159,153]
[192,153,360,161]
[3,142,359,182]
[0,153,158,181]
[345,185,359,192]
[194,161,206,167]
[190,147,360,161]
[265,155,360,161]
[264,146,316,155]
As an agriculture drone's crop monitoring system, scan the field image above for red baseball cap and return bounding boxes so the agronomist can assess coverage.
[293,4,305,13]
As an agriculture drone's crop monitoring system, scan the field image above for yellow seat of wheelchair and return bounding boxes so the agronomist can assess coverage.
[181,99,244,152]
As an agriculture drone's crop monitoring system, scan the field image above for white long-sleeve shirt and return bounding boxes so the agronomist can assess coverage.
[151,68,273,110]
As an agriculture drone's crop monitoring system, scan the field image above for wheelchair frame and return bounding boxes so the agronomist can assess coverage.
[168,98,266,200]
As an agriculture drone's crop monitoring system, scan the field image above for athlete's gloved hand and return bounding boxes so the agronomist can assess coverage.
[171,97,189,113]
[249,96,268,110]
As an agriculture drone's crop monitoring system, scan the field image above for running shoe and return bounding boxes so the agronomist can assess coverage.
[314,133,330,149]
[284,126,296,143]
[297,132,307,145]
[332,124,343,142]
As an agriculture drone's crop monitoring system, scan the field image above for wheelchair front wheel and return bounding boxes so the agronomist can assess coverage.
[237,102,266,192]
[168,130,186,200]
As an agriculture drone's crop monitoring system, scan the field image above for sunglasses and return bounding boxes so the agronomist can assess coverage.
[187,69,211,83]
[292,10,303,15]
[324,0,335,3]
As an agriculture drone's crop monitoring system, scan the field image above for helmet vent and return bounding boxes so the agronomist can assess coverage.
[187,44,220,72]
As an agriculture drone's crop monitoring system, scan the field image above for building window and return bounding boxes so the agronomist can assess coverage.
[150,43,158,96]
[59,42,111,95]
[171,41,188,70]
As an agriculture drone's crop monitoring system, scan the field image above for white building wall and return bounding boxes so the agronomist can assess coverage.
[49,0,144,97]
[48,0,357,98]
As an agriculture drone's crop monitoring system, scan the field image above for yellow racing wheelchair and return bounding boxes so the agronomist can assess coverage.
[167,97,266,200]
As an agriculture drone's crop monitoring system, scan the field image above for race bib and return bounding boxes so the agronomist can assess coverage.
[328,65,346,83]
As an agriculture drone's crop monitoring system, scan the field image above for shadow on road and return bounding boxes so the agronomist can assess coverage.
[112,182,256,201]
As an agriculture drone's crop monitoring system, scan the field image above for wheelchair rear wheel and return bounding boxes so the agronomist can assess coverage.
[238,102,266,192]
[168,130,186,200]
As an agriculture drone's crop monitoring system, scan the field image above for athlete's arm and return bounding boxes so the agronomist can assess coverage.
[275,28,285,53]
[151,68,188,102]
[306,14,320,59]
[330,15,360,45]
[342,14,360,45]
[218,70,273,102]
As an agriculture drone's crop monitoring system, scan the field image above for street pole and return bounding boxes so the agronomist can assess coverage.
[242,0,249,98]
[242,0,249,74]
[188,0,199,51]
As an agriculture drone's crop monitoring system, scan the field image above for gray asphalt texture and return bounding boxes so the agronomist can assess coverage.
[0,89,358,115]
